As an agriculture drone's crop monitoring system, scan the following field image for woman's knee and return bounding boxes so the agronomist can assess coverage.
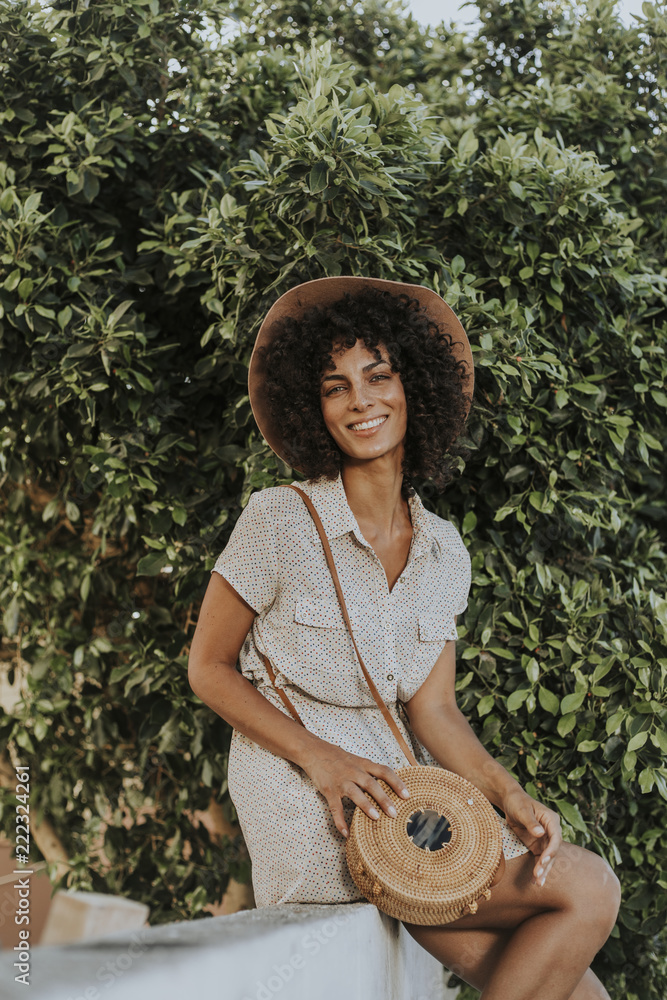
[549,844,621,938]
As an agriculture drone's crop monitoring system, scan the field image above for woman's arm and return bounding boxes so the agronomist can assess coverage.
[404,632,562,886]
[188,573,322,765]
[188,572,410,837]
[404,640,523,807]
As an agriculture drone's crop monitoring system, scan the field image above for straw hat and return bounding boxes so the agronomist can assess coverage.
[247,276,474,469]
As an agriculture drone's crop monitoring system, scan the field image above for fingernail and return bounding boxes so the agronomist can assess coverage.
[369,808,380,820]
[536,866,544,877]
[401,788,410,798]
[540,876,545,886]
[387,805,397,818]
[534,825,545,834]
[543,855,551,864]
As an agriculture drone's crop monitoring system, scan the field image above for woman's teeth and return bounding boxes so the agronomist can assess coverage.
[349,416,387,431]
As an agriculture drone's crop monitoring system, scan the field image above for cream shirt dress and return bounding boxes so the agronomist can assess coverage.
[211,471,529,907]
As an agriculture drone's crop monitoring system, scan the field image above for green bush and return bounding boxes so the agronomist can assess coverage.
[0,1,666,996]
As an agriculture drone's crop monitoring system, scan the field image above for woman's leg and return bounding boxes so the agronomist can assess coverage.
[403,842,621,1000]
[405,925,610,999]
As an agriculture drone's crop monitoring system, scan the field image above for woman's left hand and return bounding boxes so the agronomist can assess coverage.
[500,787,562,887]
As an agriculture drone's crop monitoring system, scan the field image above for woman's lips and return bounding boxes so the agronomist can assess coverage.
[347,415,388,436]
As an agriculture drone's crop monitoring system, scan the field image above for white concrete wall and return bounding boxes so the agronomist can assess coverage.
[0,901,461,1000]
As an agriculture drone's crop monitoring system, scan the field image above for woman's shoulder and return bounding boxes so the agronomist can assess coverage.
[242,479,316,521]
[421,506,470,561]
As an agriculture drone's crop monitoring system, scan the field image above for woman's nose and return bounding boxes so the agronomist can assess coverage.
[348,381,372,409]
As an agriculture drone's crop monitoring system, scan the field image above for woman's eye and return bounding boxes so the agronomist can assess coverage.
[325,374,389,395]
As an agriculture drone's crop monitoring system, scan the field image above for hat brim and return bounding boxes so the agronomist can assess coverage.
[248,276,474,472]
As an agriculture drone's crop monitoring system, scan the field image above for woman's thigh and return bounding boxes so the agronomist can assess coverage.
[429,841,619,931]
[402,843,620,995]
[403,922,610,998]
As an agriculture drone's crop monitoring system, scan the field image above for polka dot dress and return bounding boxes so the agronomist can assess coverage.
[211,472,530,907]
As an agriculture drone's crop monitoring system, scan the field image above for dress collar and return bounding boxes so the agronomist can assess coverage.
[292,471,438,558]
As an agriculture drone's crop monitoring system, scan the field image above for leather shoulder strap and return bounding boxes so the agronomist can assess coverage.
[262,484,417,767]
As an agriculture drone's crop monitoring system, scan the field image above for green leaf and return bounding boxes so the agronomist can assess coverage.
[83,171,100,202]
[462,510,476,535]
[605,710,625,735]
[627,731,648,752]
[135,475,158,492]
[309,162,329,194]
[4,269,21,291]
[3,595,20,637]
[554,799,588,833]
[561,690,586,714]
[504,465,529,482]
[451,254,465,277]
[18,278,33,299]
[477,694,495,716]
[638,768,655,793]
[557,713,577,737]
[458,129,478,160]
[538,685,559,715]
[651,729,667,753]
[136,552,170,576]
[507,688,529,712]
[172,507,187,526]
[132,371,155,392]
[108,300,134,329]
[0,188,15,212]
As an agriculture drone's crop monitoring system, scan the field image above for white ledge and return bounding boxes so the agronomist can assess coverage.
[1,901,460,1000]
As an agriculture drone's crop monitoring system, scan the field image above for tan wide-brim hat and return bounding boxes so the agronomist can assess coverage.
[248,276,474,469]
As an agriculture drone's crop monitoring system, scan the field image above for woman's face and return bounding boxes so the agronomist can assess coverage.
[320,339,408,464]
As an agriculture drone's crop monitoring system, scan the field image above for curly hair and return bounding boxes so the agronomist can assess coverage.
[257,286,471,500]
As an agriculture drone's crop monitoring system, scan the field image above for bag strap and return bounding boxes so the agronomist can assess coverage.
[259,484,418,768]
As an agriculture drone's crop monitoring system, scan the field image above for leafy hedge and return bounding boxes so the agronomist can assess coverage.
[0,1,666,997]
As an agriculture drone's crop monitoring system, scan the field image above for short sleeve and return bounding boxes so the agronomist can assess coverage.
[453,533,471,616]
[210,491,277,615]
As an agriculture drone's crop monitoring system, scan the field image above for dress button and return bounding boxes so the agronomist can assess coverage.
[387,673,394,681]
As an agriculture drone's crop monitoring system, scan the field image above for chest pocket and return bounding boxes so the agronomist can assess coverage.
[418,615,457,643]
[294,599,362,629]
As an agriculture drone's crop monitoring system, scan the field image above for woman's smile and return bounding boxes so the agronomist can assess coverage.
[347,414,389,435]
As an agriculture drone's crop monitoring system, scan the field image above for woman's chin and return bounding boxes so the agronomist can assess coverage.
[338,439,405,464]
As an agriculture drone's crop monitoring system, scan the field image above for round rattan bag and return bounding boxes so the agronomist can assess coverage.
[346,765,505,926]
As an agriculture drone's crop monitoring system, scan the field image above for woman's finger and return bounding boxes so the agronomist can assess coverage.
[368,763,411,802]
[324,793,350,839]
[342,780,392,821]
[357,774,400,818]
[534,815,562,884]
[539,816,562,866]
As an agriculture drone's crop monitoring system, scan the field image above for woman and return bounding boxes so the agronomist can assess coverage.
[188,277,621,1000]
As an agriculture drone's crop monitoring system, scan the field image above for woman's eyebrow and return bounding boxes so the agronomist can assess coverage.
[321,358,390,383]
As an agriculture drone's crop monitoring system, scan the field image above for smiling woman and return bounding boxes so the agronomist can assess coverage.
[251,279,471,500]
[188,277,621,1000]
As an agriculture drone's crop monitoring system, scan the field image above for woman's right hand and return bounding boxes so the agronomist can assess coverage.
[301,743,411,838]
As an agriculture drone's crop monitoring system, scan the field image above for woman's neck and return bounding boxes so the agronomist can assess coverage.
[340,456,411,540]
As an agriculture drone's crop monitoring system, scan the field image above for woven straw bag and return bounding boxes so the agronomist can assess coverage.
[261,485,505,926]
